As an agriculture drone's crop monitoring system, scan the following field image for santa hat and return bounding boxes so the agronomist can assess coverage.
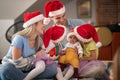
[23,10,44,28]
[42,25,67,51]
[74,24,102,48]
[44,0,65,25]
[67,28,76,41]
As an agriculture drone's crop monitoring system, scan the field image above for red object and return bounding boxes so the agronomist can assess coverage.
[74,24,102,47]
[23,10,44,28]
[44,0,65,25]
[42,25,66,48]
[49,47,56,57]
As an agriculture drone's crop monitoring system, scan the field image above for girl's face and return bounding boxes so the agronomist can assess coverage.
[36,20,45,35]
[69,35,78,44]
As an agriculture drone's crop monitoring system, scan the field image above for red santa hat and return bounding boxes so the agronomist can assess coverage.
[74,24,102,48]
[23,10,44,28]
[42,25,67,51]
[67,28,76,42]
[44,0,65,25]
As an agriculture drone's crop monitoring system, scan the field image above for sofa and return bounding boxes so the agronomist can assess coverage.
[95,26,120,60]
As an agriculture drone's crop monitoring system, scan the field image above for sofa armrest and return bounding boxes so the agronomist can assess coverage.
[111,32,120,58]
[98,46,112,60]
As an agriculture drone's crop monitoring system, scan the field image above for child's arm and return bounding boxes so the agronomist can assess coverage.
[79,53,83,59]
[82,50,97,60]
[75,42,83,54]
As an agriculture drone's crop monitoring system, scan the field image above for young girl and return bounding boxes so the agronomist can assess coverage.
[24,25,67,80]
[59,28,83,78]
[74,24,105,79]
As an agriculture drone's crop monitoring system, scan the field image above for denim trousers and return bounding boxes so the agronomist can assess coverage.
[0,63,57,80]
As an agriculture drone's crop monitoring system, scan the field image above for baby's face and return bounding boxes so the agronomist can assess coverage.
[69,35,78,44]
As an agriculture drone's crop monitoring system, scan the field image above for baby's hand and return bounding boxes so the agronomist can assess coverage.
[75,47,78,53]
[79,54,83,59]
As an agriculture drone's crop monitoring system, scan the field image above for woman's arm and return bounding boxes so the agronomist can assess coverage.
[12,46,22,60]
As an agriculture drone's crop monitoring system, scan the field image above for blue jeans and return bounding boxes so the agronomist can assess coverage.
[0,63,57,80]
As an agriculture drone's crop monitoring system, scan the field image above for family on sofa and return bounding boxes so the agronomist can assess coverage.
[0,0,114,80]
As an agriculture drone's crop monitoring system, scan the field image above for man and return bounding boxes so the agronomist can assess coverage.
[43,0,85,80]
[43,0,107,80]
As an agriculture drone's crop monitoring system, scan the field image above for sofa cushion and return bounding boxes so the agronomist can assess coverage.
[95,27,112,47]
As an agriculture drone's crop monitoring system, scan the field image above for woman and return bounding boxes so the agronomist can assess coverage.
[0,10,57,80]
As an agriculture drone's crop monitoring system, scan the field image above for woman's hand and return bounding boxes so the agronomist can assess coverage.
[36,49,46,58]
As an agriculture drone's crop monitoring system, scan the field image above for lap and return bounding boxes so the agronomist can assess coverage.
[34,65,57,79]
[0,63,57,80]
[79,60,106,77]
[0,63,25,80]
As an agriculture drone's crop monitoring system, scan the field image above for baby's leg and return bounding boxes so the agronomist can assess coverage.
[70,59,79,78]
[24,60,45,80]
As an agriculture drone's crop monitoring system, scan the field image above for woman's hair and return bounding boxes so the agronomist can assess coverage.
[113,47,120,80]
[12,23,40,51]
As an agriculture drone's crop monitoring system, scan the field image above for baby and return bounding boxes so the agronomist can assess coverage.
[59,28,83,78]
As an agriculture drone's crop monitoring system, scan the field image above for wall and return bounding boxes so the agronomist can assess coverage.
[0,20,14,59]
[62,0,96,25]
[96,0,118,25]
[118,0,120,23]
[0,0,37,19]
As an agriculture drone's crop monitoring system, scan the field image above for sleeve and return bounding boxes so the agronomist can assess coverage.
[62,43,69,50]
[70,18,86,27]
[11,35,23,49]
[76,42,83,54]
[89,41,97,51]
[74,19,86,25]
[2,55,35,70]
